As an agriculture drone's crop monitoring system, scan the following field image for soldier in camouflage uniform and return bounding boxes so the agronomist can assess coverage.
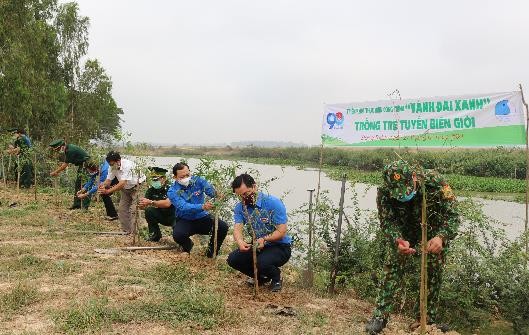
[365,160,460,334]
[6,128,33,188]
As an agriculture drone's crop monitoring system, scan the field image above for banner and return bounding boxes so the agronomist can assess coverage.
[322,91,526,147]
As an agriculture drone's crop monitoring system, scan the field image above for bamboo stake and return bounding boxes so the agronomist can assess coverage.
[329,173,346,294]
[305,188,315,288]
[71,230,130,235]
[96,159,101,203]
[520,83,529,264]
[419,182,428,334]
[16,155,20,193]
[243,204,259,298]
[213,210,219,258]
[2,155,6,187]
[33,151,37,201]
[8,155,12,181]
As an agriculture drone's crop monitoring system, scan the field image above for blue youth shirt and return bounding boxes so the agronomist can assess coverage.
[167,176,216,220]
[233,192,291,245]
[82,161,110,195]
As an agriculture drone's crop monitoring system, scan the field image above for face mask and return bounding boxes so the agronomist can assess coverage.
[89,170,98,176]
[177,176,191,187]
[150,180,162,189]
[397,190,416,202]
[111,163,119,171]
[242,192,256,206]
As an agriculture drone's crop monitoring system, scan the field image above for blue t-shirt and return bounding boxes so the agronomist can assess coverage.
[233,192,291,245]
[82,161,110,195]
[167,176,216,220]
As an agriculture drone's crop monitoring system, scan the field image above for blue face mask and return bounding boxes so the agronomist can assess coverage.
[397,190,416,202]
[150,180,162,189]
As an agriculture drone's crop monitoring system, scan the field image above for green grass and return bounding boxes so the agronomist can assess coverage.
[0,283,40,317]
[52,262,227,333]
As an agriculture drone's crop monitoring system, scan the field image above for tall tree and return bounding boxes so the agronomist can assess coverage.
[54,1,88,142]
[76,59,123,142]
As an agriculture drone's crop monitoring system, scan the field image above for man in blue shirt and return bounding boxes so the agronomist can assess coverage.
[76,160,118,219]
[167,162,228,257]
[227,173,291,292]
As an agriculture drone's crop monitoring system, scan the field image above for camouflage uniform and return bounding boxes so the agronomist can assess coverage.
[372,160,460,322]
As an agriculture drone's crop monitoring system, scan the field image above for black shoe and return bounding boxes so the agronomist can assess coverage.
[68,206,81,210]
[105,216,118,221]
[365,317,388,334]
[146,234,161,242]
[270,279,282,292]
[246,277,271,287]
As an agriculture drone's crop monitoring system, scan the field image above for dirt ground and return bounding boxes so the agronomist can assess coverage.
[0,187,460,335]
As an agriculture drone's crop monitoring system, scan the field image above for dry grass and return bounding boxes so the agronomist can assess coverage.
[0,186,460,335]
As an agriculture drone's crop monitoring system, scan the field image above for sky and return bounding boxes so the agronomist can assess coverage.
[74,0,529,146]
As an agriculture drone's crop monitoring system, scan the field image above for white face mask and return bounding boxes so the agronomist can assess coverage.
[177,176,191,187]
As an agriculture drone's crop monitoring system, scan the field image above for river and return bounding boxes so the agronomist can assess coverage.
[139,156,526,242]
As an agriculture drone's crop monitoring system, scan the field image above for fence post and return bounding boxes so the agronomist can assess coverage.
[303,188,315,287]
[329,174,346,294]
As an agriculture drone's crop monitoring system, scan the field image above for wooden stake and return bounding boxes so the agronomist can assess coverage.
[419,182,428,334]
[33,151,37,201]
[243,204,259,298]
[329,173,346,294]
[304,188,315,288]
[16,156,20,193]
[213,210,219,258]
[2,155,6,187]
[520,83,529,264]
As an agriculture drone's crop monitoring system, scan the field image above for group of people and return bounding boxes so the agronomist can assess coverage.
[46,140,292,293]
[4,132,461,333]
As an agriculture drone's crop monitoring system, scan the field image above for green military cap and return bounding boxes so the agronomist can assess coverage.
[148,166,168,178]
[49,139,65,148]
[7,127,18,133]
[382,160,419,199]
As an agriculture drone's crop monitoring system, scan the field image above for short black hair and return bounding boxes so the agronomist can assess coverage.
[172,162,189,175]
[231,173,256,192]
[105,151,121,162]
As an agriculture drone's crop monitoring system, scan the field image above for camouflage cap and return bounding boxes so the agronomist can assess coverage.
[49,139,65,148]
[382,160,418,199]
[7,127,18,133]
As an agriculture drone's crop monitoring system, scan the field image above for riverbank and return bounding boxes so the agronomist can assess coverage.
[141,151,526,202]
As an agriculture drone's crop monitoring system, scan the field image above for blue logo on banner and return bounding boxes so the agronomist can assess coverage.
[495,100,510,116]
[327,112,344,129]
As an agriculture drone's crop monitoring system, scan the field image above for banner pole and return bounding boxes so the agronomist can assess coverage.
[520,84,529,264]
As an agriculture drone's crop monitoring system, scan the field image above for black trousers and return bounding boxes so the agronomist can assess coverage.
[172,215,228,257]
[145,207,175,238]
[82,178,118,217]
[227,243,291,282]
[14,158,33,188]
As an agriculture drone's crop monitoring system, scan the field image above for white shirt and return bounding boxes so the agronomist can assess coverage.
[106,158,146,189]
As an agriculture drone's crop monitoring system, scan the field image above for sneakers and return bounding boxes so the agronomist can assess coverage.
[270,279,282,292]
[246,277,271,287]
[146,234,161,242]
[106,216,118,221]
[365,317,388,334]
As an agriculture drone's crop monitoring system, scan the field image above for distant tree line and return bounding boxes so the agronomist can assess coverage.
[0,0,122,144]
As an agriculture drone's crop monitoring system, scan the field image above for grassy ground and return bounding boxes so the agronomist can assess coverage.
[0,185,505,335]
